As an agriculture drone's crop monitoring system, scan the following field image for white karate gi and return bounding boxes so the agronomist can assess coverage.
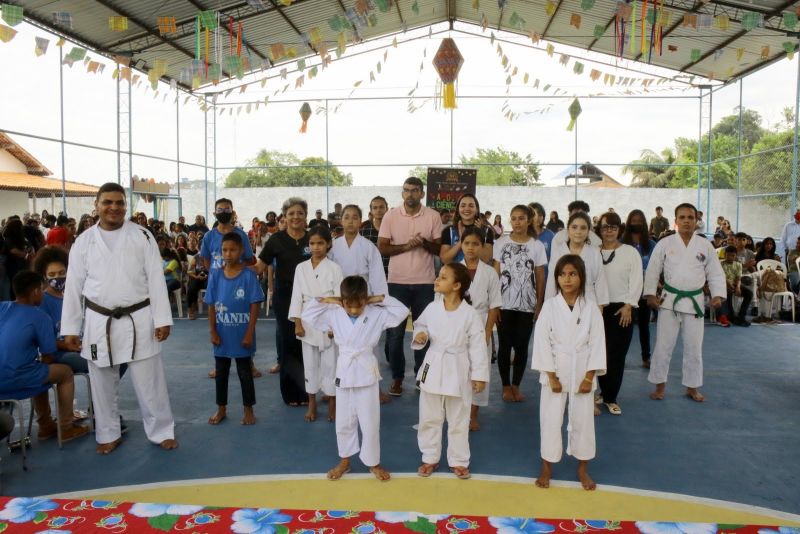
[412,300,490,467]
[328,235,388,296]
[545,240,610,305]
[61,221,175,445]
[643,233,726,388]
[302,297,408,466]
[289,258,343,396]
[531,295,606,463]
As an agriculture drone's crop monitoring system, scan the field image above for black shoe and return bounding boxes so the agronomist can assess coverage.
[732,317,751,327]
[120,416,128,435]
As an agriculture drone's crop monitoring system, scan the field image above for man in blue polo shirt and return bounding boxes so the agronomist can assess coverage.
[199,198,260,378]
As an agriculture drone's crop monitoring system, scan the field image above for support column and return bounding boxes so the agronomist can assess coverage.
[697,88,704,209]
[117,66,132,208]
[203,97,209,222]
[792,42,800,215]
[325,99,330,213]
[58,46,66,214]
[735,80,743,232]
[176,96,182,218]
[706,88,713,226]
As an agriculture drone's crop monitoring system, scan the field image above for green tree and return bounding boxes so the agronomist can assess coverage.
[623,148,677,188]
[224,149,353,187]
[709,108,765,153]
[407,147,541,186]
[741,129,795,208]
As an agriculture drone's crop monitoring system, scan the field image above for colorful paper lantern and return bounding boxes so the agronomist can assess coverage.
[432,38,464,109]
[299,102,312,133]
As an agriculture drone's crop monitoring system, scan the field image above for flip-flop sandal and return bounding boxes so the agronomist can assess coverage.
[605,403,622,415]
[369,466,391,482]
[417,463,439,477]
[327,467,351,481]
[450,466,471,480]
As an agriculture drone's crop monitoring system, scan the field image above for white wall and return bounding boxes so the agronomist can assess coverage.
[0,191,30,220]
[169,185,790,240]
[0,149,28,173]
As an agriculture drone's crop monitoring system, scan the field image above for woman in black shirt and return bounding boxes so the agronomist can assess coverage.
[257,197,311,406]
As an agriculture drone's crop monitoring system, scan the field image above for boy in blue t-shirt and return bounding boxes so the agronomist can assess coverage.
[0,271,89,442]
[205,232,265,425]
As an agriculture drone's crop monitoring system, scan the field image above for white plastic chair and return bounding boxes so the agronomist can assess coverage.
[198,289,206,313]
[756,260,794,322]
[172,288,184,318]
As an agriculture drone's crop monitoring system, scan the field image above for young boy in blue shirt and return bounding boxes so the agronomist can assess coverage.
[0,271,89,442]
[205,232,265,425]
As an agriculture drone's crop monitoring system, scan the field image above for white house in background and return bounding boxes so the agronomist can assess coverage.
[0,132,98,218]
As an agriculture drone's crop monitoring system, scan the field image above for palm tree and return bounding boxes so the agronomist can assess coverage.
[623,148,677,188]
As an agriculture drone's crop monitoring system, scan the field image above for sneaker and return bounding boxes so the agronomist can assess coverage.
[718,315,731,327]
[388,380,403,396]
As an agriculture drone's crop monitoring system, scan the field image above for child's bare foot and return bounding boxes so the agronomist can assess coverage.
[208,406,227,425]
[502,386,514,402]
[511,385,525,402]
[369,464,391,481]
[686,387,705,402]
[535,460,552,488]
[208,369,217,379]
[304,407,317,422]
[251,366,263,378]
[242,406,256,425]
[379,390,392,404]
[469,417,480,431]
[450,466,471,479]
[159,438,179,450]
[328,398,336,422]
[578,461,596,490]
[594,405,601,416]
[649,383,666,400]
[268,363,280,374]
[326,459,351,480]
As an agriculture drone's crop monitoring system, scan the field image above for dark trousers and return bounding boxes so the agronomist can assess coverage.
[273,286,308,405]
[723,285,753,318]
[187,277,207,308]
[385,283,434,380]
[636,298,651,362]
[598,303,634,404]
[215,357,255,407]
[497,309,535,386]
[166,279,181,293]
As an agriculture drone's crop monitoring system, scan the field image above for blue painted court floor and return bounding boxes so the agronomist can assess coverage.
[1,314,799,515]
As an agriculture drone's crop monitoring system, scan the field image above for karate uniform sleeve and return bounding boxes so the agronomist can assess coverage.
[288,264,304,321]
[377,295,410,329]
[61,236,87,336]
[368,242,389,296]
[487,268,503,309]
[643,240,666,297]
[204,271,217,305]
[332,263,344,297]
[301,299,334,332]
[410,304,432,350]
[467,311,490,383]
[587,305,607,376]
[145,229,174,328]
[626,248,644,306]
[544,254,558,300]
[531,300,555,372]
[36,312,57,355]
[592,253,610,306]
[704,241,727,299]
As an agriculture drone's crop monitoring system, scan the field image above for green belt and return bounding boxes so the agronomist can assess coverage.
[663,283,704,318]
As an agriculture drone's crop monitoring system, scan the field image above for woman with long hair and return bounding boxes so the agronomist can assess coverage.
[621,209,657,368]
[755,237,781,263]
[439,193,494,264]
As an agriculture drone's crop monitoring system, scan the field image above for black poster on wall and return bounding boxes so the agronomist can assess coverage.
[425,167,477,211]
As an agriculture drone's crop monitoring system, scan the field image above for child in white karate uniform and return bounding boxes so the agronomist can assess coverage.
[413,263,489,480]
[289,226,343,422]
[532,254,606,491]
[302,276,408,481]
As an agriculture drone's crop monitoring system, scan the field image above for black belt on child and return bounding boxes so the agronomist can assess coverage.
[84,298,150,367]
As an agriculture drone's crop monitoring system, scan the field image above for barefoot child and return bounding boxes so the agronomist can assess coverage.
[301,276,409,481]
[459,227,501,431]
[492,205,547,402]
[413,263,489,480]
[532,255,606,491]
[205,232,264,425]
[289,226,344,422]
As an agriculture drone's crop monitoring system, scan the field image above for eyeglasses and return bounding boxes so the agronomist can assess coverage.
[600,224,619,232]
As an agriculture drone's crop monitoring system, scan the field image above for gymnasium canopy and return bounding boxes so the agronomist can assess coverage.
[10,0,800,92]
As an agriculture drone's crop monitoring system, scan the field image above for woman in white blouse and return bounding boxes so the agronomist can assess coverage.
[595,212,642,416]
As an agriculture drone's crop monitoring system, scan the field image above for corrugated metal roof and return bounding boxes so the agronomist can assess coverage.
[8,0,799,88]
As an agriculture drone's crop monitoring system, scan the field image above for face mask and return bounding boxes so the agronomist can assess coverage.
[48,277,67,293]
[216,212,233,225]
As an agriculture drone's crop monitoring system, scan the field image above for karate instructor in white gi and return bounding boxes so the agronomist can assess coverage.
[62,182,178,454]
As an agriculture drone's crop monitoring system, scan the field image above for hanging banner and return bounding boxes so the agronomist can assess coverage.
[425,167,477,211]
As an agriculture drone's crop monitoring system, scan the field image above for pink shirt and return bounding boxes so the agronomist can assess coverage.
[378,204,443,284]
